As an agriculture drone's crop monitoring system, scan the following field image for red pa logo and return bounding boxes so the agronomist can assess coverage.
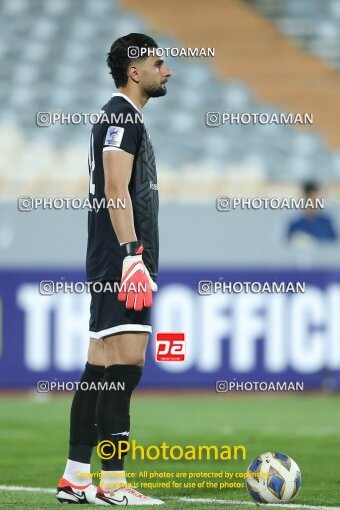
[155,333,186,362]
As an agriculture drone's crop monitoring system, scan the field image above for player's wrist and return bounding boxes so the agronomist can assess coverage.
[120,240,143,258]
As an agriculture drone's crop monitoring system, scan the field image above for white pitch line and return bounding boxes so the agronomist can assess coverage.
[0,485,339,510]
[177,497,340,510]
[0,485,54,494]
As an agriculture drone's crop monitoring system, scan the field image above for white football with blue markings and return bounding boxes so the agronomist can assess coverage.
[246,451,302,503]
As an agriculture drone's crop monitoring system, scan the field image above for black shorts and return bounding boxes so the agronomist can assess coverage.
[89,281,152,339]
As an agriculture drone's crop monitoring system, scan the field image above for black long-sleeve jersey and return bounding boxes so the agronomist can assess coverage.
[86,93,159,282]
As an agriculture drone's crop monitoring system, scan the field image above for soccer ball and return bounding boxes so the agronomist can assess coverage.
[246,452,302,504]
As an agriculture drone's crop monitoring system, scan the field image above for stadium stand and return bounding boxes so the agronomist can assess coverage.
[0,0,340,198]
[250,0,340,70]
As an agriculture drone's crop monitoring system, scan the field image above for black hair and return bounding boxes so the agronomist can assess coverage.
[107,33,158,87]
[303,181,319,196]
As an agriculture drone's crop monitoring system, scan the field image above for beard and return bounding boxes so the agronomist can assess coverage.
[144,82,167,98]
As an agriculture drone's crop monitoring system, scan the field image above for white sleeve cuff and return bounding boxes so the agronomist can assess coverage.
[103,147,123,152]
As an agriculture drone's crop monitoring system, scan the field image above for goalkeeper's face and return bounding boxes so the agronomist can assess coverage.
[138,55,171,98]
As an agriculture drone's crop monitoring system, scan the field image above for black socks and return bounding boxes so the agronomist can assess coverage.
[68,362,105,463]
[96,364,143,470]
[68,362,143,470]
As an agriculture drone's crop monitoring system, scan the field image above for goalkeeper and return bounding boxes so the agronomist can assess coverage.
[56,33,171,506]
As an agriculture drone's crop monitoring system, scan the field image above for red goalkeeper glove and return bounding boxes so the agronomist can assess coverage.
[118,241,157,311]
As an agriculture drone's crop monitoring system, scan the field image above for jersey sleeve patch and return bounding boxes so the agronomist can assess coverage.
[104,126,125,148]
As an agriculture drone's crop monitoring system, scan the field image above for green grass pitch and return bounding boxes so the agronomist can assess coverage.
[0,393,339,509]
